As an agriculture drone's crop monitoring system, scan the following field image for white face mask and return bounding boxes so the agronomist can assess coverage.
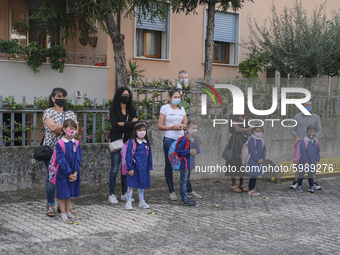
[181,79,188,84]
[254,132,263,138]
[189,129,197,135]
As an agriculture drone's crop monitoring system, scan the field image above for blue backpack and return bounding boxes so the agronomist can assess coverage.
[168,135,190,171]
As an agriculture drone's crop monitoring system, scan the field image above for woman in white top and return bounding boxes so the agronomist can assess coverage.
[158,89,187,201]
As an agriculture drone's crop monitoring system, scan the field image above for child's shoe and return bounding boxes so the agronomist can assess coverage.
[308,186,315,193]
[60,213,71,223]
[169,192,177,201]
[296,186,303,193]
[313,182,321,190]
[67,212,78,222]
[121,194,134,202]
[125,201,133,211]
[108,194,119,204]
[290,181,298,189]
[138,200,150,209]
[188,190,202,199]
[181,197,196,206]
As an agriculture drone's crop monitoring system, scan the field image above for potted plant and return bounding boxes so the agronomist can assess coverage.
[22,42,44,73]
[13,21,29,35]
[79,38,87,46]
[46,44,66,73]
[89,36,98,47]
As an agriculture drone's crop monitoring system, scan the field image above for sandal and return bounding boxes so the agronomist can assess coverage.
[67,212,78,222]
[47,206,56,217]
[181,197,196,206]
[229,185,242,193]
[248,190,261,196]
[57,205,75,214]
[60,213,72,223]
[238,185,248,192]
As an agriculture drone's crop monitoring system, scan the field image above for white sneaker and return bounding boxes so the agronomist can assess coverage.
[138,200,150,209]
[313,182,321,190]
[121,194,134,202]
[108,194,118,204]
[290,181,298,189]
[169,192,177,201]
[187,190,202,199]
[125,201,133,210]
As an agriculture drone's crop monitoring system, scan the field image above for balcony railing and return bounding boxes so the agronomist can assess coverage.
[0,52,107,67]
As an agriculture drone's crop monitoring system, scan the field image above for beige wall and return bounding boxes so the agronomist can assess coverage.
[0,1,9,41]
[116,0,340,84]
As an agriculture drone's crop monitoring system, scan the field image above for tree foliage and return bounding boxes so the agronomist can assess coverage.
[243,0,340,78]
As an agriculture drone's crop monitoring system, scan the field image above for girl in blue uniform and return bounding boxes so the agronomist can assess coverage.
[296,125,320,193]
[56,119,82,223]
[247,127,266,196]
[125,123,153,210]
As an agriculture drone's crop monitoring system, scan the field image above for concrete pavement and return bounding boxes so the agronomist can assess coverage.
[1,177,340,255]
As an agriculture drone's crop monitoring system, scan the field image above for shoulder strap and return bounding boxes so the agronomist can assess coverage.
[75,139,79,148]
[57,140,66,154]
[131,139,137,157]
[184,135,190,150]
[304,139,308,149]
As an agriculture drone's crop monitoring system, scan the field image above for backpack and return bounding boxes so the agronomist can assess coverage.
[241,137,264,166]
[168,135,190,171]
[292,138,319,164]
[121,139,149,176]
[48,139,80,185]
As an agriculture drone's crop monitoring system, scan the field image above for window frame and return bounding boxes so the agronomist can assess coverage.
[212,41,230,64]
[143,30,162,59]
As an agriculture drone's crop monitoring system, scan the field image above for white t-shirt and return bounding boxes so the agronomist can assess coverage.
[160,104,186,139]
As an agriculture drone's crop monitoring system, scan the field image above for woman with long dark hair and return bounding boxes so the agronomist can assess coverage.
[226,103,251,192]
[43,87,78,217]
[107,87,138,204]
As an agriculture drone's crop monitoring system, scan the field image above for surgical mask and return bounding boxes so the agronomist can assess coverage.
[189,129,197,135]
[172,99,181,105]
[137,131,146,138]
[55,98,67,107]
[66,130,76,138]
[120,95,130,104]
[308,134,315,139]
[181,79,188,84]
[305,106,312,112]
[254,132,263,138]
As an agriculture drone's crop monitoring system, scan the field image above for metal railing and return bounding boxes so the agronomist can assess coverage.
[1,77,340,147]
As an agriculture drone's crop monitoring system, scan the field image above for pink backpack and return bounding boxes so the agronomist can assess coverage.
[121,139,149,176]
[292,138,318,164]
[241,137,264,166]
[48,139,79,185]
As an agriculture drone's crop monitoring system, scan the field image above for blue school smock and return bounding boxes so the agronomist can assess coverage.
[177,135,200,170]
[247,136,266,177]
[126,139,153,189]
[56,137,82,199]
[298,137,320,175]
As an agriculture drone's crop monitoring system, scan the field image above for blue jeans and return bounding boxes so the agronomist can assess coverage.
[44,159,55,207]
[248,177,257,190]
[298,172,314,187]
[187,169,193,193]
[163,137,176,193]
[180,168,190,200]
[109,150,127,195]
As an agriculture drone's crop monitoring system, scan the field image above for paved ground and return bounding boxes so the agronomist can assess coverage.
[1,176,340,255]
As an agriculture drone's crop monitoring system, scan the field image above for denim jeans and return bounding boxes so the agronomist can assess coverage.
[180,168,189,200]
[248,177,257,190]
[109,150,127,195]
[298,172,314,187]
[187,169,193,193]
[44,159,55,207]
[163,137,176,193]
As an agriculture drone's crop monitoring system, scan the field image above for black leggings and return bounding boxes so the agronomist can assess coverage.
[248,177,257,190]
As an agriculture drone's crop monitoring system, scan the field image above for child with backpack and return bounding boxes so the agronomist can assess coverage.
[55,119,82,223]
[296,125,320,193]
[125,123,153,210]
[176,121,200,206]
[246,127,266,196]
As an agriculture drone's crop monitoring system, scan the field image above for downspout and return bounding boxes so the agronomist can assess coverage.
[116,12,121,91]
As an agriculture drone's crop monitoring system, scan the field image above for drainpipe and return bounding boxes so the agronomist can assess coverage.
[116,12,121,91]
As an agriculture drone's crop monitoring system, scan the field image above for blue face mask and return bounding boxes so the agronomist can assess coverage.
[172,99,181,105]
[181,79,188,84]
[305,106,312,112]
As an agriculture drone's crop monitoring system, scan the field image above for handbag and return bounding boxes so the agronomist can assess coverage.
[222,134,236,162]
[109,113,129,152]
[33,135,52,161]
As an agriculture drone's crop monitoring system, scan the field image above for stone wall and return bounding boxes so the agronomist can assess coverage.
[1,118,339,199]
